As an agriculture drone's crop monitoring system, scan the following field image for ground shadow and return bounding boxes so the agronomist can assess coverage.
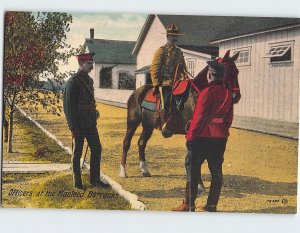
[132,174,297,199]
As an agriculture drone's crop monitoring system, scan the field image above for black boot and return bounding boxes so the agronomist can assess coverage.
[90,179,110,188]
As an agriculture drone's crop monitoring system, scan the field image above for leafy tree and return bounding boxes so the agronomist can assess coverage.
[3,11,79,152]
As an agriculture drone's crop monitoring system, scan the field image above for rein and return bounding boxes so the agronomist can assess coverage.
[183,69,201,94]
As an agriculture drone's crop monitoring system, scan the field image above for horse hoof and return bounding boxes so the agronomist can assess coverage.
[119,165,127,178]
[119,172,127,178]
[142,171,151,177]
[162,129,173,138]
[198,184,205,194]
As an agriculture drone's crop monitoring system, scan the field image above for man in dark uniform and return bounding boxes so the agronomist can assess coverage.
[173,60,233,212]
[150,24,187,136]
[63,52,110,189]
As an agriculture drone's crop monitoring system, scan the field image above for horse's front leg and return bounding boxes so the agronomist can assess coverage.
[138,125,154,177]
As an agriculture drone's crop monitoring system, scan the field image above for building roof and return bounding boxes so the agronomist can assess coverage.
[211,16,300,43]
[133,14,300,54]
[85,39,137,64]
[135,65,150,73]
[178,45,218,57]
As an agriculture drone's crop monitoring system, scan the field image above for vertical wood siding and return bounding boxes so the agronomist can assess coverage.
[220,27,299,123]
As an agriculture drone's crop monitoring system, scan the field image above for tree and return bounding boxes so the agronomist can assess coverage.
[3,11,79,152]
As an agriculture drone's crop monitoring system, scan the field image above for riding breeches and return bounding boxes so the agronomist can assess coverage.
[159,86,172,112]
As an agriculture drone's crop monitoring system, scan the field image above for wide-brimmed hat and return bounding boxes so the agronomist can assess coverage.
[162,24,184,36]
[76,52,95,63]
[207,60,225,76]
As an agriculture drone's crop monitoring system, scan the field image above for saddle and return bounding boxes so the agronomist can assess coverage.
[141,80,190,112]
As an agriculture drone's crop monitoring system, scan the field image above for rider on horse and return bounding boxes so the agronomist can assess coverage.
[150,23,187,137]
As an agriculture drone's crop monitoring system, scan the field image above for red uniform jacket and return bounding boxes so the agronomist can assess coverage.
[186,81,233,141]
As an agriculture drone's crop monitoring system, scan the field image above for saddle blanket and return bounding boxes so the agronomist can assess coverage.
[141,88,159,111]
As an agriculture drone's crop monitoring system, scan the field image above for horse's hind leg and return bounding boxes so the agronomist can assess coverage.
[138,124,154,177]
[120,120,140,178]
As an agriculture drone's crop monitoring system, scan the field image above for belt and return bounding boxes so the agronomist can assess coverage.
[211,117,224,123]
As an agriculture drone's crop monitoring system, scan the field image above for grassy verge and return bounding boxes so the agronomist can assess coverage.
[3,110,70,163]
[1,109,131,210]
[2,171,131,210]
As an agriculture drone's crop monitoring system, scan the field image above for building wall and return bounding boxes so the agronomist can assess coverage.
[183,50,211,77]
[90,63,136,89]
[136,73,147,88]
[94,89,133,105]
[137,17,167,69]
[136,16,212,84]
[219,27,300,123]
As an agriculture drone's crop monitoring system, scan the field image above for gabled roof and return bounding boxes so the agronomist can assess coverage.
[211,17,300,43]
[133,14,300,55]
[85,39,137,64]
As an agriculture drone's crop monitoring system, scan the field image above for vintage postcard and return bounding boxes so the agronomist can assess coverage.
[1,11,299,214]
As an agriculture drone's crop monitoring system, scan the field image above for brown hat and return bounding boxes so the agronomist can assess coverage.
[76,52,95,63]
[207,60,225,76]
[162,24,184,36]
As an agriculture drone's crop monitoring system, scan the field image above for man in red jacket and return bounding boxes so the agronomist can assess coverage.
[173,60,233,212]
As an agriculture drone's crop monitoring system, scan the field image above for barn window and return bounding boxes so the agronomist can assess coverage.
[187,59,195,76]
[264,41,294,63]
[233,47,251,66]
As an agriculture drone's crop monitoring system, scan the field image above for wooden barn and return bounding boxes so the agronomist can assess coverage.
[210,18,300,138]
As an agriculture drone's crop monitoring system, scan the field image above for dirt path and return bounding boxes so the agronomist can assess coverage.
[2,162,71,173]
[7,102,298,213]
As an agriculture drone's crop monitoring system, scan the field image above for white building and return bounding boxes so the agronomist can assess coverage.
[132,15,219,88]
[84,29,137,105]
[210,17,300,138]
[132,15,300,138]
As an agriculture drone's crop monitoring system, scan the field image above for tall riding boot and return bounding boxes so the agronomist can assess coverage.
[204,181,222,212]
[72,156,83,189]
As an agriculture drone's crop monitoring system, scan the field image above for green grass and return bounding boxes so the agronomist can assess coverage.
[1,109,131,210]
[2,171,131,210]
[3,110,70,163]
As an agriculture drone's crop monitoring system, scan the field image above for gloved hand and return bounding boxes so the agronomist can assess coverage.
[71,129,80,139]
[232,92,241,104]
[153,86,160,96]
[95,110,100,119]
[186,141,193,150]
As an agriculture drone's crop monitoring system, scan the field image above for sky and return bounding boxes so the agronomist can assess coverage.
[61,12,147,73]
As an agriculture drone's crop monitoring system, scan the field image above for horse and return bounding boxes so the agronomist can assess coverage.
[119,50,240,178]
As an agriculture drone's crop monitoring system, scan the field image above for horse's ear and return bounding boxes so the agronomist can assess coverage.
[232,52,239,61]
[223,50,230,60]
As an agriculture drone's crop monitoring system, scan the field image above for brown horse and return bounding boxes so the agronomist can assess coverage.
[120,50,240,178]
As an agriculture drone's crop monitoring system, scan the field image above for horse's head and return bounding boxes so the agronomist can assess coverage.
[217,50,241,103]
[192,50,241,104]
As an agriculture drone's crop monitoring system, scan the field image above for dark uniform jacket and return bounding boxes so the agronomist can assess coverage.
[186,81,233,141]
[150,42,186,87]
[63,70,97,130]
